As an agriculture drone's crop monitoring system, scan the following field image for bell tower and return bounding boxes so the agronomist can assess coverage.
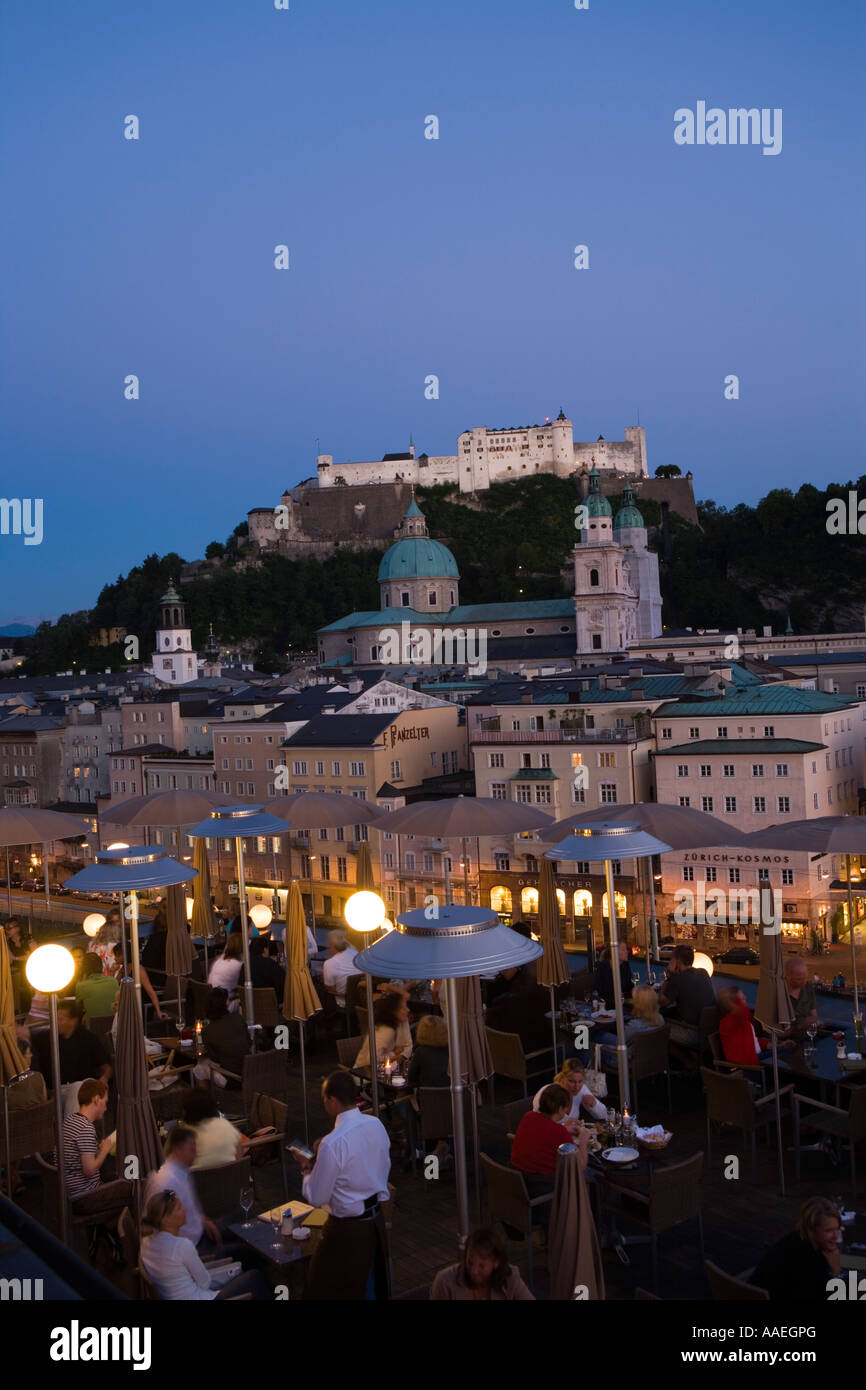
[151,581,198,684]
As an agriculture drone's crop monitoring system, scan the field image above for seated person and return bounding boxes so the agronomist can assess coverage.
[532,1059,607,1123]
[657,943,716,1047]
[751,1197,841,1300]
[484,981,551,1054]
[181,1087,247,1168]
[354,991,413,1068]
[431,1225,534,1301]
[485,923,538,1006]
[62,1078,134,1257]
[781,958,821,1040]
[322,930,362,1008]
[193,988,251,1088]
[145,1125,245,1260]
[140,1189,272,1300]
[510,1083,589,1202]
[407,1013,450,1089]
[207,933,244,995]
[594,984,663,1062]
[717,986,771,1066]
[242,934,285,1006]
[74,953,119,1021]
[33,999,111,1113]
[592,941,634,1009]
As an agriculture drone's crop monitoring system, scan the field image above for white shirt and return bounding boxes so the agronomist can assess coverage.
[532,1083,607,1123]
[322,948,362,1004]
[145,1158,206,1246]
[140,1231,217,1301]
[208,955,242,993]
[302,1106,390,1218]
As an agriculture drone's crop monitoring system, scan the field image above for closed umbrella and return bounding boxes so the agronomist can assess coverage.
[452,974,492,1216]
[549,1142,605,1300]
[0,806,91,916]
[282,881,321,1144]
[114,979,163,1197]
[753,915,795,1196]
[537,856,570,1062]
[1,929,31,1200]
[165,882,196,1019]
[190,836,215,971]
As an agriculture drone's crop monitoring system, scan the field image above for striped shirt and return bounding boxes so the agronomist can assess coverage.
[62,1112,101,1201]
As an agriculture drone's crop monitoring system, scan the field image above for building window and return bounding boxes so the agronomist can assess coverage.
[717,727,728,739]
[349,761,366,777]
[390,760,401,780]
[494,853,510,872]
[724,796,737,813]
[488,752,504,768]
[600,783,618,803]
[682,866,694,882]
[706,866,717,882]
[292,761,308,776]
[319,855,330,880]
[781,868,794,886]
[535,787,552,804]
[490,782,507,799]
[678,796,691,807]
[722,764,735,777]
[423,853,434,872]
[754,796,766,813]
[589,568,599,587]
[764,725,775,737]
[337,857,348,882]
[401,592,410,607]
[676,764,689,778]
[592,635,602,650]
[661,728,672,740]
[758,867,770,882]
[599,751,615,768]
[775,763,789,777]
[404,852,415,870]
[777,795,790,813]
[689,726,700,738]
[752,763,764,777]
[701,796,714,812]
[728,868,741,884]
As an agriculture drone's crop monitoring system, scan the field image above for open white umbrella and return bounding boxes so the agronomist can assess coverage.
[0,807,91,916]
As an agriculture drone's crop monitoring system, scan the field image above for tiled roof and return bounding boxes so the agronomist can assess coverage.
[654,687,859,716]
[654,739,826,756]
[282,714,396,747]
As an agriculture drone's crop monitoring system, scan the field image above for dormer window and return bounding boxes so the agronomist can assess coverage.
[401,592,411,607]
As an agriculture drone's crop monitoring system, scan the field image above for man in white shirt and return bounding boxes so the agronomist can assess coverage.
[290,1070,391,1300]
[321,930,362,1008]
[145,1124,233,1256]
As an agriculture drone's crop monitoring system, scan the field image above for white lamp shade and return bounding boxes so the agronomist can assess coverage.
[693,951,715,977]
[82,913,106,937]
[26,943,75,993]
[249,904,273,930]
[106,842,130,851]
[345,890,386,933]
[185,896,195,921]
[381,918,394,933]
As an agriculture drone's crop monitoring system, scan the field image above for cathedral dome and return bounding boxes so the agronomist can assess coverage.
[377,536,459,581]
[614,483,644,530]
[585,468,612,518]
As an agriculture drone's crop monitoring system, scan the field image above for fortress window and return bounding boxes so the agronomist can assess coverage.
[589,569,600,587]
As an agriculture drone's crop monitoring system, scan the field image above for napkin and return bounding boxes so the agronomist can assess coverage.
[635,1124,667,1140]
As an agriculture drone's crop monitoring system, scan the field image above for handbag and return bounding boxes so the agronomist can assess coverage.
[583,1044,608,1100]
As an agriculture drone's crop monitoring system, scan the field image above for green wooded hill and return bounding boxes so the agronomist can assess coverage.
[22,475,866,675]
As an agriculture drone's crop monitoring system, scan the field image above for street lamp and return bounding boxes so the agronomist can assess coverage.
[249,903,272,932]
[25,943,75,1242]
[345,890,386,1117]
[82,913,105,938]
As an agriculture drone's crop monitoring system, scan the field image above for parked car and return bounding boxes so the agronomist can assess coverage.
[713,946,760,966]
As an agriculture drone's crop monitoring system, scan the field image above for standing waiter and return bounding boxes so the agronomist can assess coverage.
[290,1070,391,1300]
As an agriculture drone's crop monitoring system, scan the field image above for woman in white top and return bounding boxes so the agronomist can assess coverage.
[532,1059,607,1124]
[354,992,413,1068]
[139,1190,271,1300]
[207,932,243,994]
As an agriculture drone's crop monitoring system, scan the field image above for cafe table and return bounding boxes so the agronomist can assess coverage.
[762,1035,866,1108]
[227,1200,327,1291]
[585,1139,678,1263]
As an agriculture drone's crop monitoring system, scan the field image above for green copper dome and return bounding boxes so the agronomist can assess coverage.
[378,537,459,581]
[585,469,612,518]
[614,483,644,530]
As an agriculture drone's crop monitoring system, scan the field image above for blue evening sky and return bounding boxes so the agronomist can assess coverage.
[1,0,863,622]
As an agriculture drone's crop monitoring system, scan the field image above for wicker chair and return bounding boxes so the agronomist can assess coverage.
[417,1087,475,1153]
[794,1086,866,1201]
[245,1092,290,1195]
[701,1067,794,1182]
[336,1035,364,1070]
[241,988,283,1031]
[480,1152,552,1294]
[188,979,212,1019]
[600,1150,705,1295]
[707,1030,767,1092]
[211,1049,290,1114]
[87,1014,116,1061]
[193,1155,252,1221]
[485,1028,557,1103]
[705,1258,770,1301]
[503,1095,534,1141]
[0,1098,56,1174]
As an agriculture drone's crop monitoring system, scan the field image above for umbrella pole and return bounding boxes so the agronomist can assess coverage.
[299,1020,309,1146]
[462,837,469,907]
[771,1030,786,1196]
[470,1082,482,1219]
[604,858,630,1113]
[845,855,862,1029]
[118,890,129,975]
[308,861,316,937]
[49,992,68,1243]
[43,841,50,918]
[3,1083,12,1201]
[129,891,143,1022]
[366,973,379,1118]
[444,976,470,1250]
[444,851,452,908]
[235,841,255,1030]
[648,862,659,966]
[641,859,651,981]
[6,846,12,915]
[549,983,559,1070]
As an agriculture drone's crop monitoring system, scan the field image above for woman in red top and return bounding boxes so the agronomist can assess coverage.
[510,1084,589,1207]
[718,987,769,1066]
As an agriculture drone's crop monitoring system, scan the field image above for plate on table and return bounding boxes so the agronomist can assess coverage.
[591,1011,616,1025]
[600,1146,639,1164]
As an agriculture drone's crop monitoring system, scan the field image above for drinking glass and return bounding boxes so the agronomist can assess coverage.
[239,1183,254,1228]
[805,1027,817,1056]
[271,1208,284,1249]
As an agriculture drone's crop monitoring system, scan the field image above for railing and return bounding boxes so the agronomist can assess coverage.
[471,727,637,744]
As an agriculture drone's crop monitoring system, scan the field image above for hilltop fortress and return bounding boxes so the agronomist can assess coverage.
[248,411,697,560]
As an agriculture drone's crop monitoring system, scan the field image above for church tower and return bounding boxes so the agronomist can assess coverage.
[573,470,639,655]
[151,582,198,684]
[377,499,460,613]
[613,483,662,641]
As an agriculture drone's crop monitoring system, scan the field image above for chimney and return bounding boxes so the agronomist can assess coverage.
[322,703,336,714]
[630,687,645,700]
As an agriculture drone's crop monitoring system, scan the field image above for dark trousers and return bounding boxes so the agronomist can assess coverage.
[71,1178,135,1224]
[215,1269,272,1300]
[303,1209,389,1301]
[197,1223,256,1268]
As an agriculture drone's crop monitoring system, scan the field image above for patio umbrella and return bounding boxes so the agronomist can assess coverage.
[103,788,234,832]
[264,792,384,935]
[753,910,795,1196]
[165,882,197,1018]
[190,836,215,972]
[537,855,570,1062]
[544,803,753,961]
[746,817,866,1026]
[549,1142,605,1300]
[282,881,322,1144]
[114,978,163,1201]
[0,806,91,916]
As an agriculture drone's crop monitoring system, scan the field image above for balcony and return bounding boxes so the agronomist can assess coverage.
[472,727,637,745]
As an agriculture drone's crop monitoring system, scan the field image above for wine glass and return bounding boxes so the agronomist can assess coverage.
[805,1026,817,1056]
[239,1183,254,1229]
[271,1207,284,1250]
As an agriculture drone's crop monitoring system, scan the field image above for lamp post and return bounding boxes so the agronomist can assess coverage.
[25,943,75,1242]
[189,806,288,1031]
[345,890,387,1118]
[355,904,542,1250]
[548,825,671,1114]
